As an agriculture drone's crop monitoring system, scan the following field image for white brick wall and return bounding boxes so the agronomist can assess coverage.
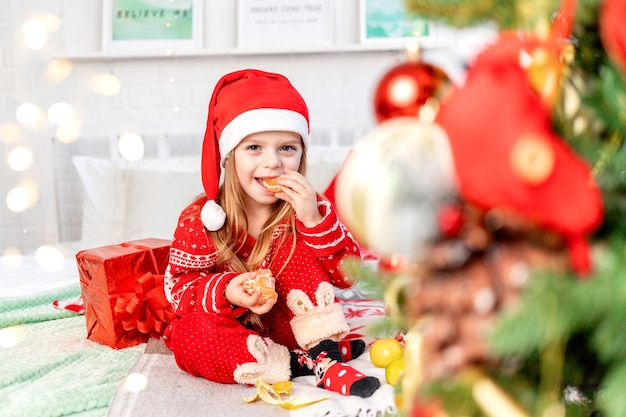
[0,0,492,253]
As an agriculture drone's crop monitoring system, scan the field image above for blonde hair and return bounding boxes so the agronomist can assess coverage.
[210,146,308,275]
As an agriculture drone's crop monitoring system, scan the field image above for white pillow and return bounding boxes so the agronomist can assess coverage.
[73,153,348,247]
[121,168,203,241]
[72,156,125,249]
[72,156,203,249]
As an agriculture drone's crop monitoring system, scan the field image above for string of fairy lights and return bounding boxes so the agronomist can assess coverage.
[0,11,174,392]
[2,12,147,272]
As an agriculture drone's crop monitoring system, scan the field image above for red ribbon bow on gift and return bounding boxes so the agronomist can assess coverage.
[113,272,177,338]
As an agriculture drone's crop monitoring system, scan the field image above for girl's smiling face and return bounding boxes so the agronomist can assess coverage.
[232,130,303,206]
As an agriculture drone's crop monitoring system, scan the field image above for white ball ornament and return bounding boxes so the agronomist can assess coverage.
[335,117,458,261]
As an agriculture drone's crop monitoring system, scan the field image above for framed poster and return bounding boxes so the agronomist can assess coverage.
[359,0,433,44]
[237,0,333,49]
[102,0,203,52]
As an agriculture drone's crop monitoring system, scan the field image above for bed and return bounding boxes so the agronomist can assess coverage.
[0,130,397,417]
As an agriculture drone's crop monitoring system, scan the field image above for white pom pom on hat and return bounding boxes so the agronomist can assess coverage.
[201,69,310,231]
[200,200,226,231]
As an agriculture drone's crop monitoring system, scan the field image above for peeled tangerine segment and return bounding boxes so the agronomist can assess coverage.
[243,269,278,302]
[263,177,281,193]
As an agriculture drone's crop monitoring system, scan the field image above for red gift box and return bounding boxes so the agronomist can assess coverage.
[77,238,176,349]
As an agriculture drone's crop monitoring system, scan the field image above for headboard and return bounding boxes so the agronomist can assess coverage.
[51,128,359,250]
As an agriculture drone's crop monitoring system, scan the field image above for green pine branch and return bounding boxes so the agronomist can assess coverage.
[486,238,626,416]
[598,362,626,417]
[404,0,568,30]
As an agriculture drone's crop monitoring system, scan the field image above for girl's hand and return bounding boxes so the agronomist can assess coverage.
[276,167,322,227]
[225,272,276,315]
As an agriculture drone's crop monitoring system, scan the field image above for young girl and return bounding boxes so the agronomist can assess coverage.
[162,69,380,398]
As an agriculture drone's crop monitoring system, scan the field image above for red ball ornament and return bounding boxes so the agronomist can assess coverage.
[600,0,626,73]
[437,203,464,238]
[374,59,451,123]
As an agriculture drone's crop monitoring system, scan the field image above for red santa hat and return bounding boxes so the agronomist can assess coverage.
[200,69,310,230]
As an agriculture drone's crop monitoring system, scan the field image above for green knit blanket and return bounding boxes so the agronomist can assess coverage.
[0,284,144,417]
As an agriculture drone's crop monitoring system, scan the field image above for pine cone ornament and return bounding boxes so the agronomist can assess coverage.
[403,204,570,382]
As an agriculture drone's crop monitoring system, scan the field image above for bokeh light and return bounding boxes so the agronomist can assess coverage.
[45,59,73,82]
[35,245,65,272]
[24,32,48,49]
[56,122,81,143]
[16,102,42,126]
[124,373,149,392]
[48,102,75,125]
[6,182,38,212]
[21,18,45,35]
[21,15,60,50]
[2,247,23,269]
[6,188,30,212]
[388,75,419,107]
[0,327,21,348]
[95,73,121,96]
[405,38,420,58]
[118,133,144,161]
[41,14,61,32]
[22,17,48,50]
[7,147,34,171]
[0,123,21,143]
[573,116,588,136]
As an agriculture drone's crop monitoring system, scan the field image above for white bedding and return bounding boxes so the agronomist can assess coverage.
[0,242,81,298]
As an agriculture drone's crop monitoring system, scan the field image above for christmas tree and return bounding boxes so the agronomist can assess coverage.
[334,0,626,416]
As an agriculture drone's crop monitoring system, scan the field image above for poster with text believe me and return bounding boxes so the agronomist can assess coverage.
[103,0,202,51]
